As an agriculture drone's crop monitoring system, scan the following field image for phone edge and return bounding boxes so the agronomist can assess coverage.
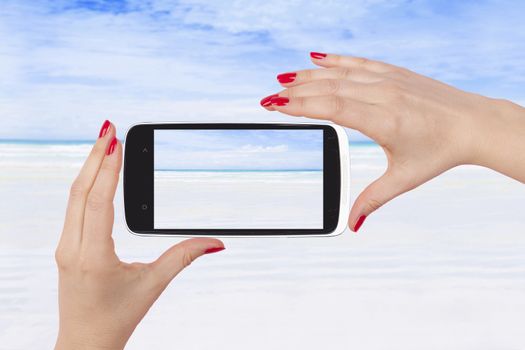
[122,121,350,238]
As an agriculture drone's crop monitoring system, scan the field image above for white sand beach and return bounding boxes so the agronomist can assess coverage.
[154,171,323,229]
[1,141,525,349]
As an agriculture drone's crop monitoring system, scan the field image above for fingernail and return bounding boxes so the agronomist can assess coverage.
[270,96,289,106]
[106,137,117,155]
[277,72,296,84]
[98,120,111,138]
[310,52,327,59]
[353,215,367,232]
[260,94,279,107]
[204,247,225,254]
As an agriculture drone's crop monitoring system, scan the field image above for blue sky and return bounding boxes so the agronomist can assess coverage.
[154,129,323,170]
[0,0,524,140]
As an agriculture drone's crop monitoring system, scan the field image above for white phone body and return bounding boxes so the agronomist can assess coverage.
[123,121,350,238]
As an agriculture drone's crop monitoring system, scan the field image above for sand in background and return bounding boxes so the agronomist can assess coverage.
[1,142,524,350]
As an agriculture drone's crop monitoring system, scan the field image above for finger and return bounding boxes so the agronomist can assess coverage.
[82,136,122,255]
[276,67,384,88]
[261,73,384,111]
[59,120,115,249]
[148,238,225,289]
[268,95,384,140]
[281,79,389,104]
[260,93,280,111]
[310,52,398,74]
[348,170,407,232]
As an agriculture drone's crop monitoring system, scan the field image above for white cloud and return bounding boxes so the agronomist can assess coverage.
[239,144,288,153]
[0,0,523,140]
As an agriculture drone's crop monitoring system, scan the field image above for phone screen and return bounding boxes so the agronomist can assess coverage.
[153,129,324,229]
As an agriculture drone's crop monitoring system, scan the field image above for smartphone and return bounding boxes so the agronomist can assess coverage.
[123,123,350,237]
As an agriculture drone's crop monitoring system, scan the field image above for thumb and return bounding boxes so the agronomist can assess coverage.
[149,238,225,288]
[349,170,406,232]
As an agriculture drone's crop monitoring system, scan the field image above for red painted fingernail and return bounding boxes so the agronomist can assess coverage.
[277,72,296,84]
[204,247,225,254]
[270,96,289,106]
[353,215,367,232]
[310,52,327,59]
[106,137,117,155]
[260,94,279,107]
[98,120,111,138]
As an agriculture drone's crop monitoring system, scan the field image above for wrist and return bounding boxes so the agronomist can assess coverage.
[466,97,525,182]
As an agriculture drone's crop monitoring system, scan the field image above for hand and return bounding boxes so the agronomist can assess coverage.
[261,52,525,232]
[55,120,225,350]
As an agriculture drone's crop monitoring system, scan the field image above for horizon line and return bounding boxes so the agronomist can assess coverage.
[0,138,377,145]
[155,168,323,172]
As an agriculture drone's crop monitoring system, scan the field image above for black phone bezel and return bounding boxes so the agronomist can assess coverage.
[124,123,340,236]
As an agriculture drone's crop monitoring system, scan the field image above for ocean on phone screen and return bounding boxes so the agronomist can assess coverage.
[152,129,326,229]
[1,139,524,349]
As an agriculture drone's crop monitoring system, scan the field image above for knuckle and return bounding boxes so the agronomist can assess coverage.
[302,69,313,82]
[380,80,399,92]
[325,79,341,94]
[324,96,347,124]
[54,249,62,265]
[398,67,412,77]
[297,96,306,110]
[381,81,407,101]
[99,158,118,173]
[339,67,353,79]
[388,69,410,80]
[333,55,344,65]
[86,191,107,212]
[366,198,384,212]
[286,86,297,98]
[69,180,86,200]
[180,249,195,268]
[91,140,106,156]
[493,97,510,105]
[55,247,71,269]
[385,71,402,80]
[354,57,370,66]
[328,96,346,118]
